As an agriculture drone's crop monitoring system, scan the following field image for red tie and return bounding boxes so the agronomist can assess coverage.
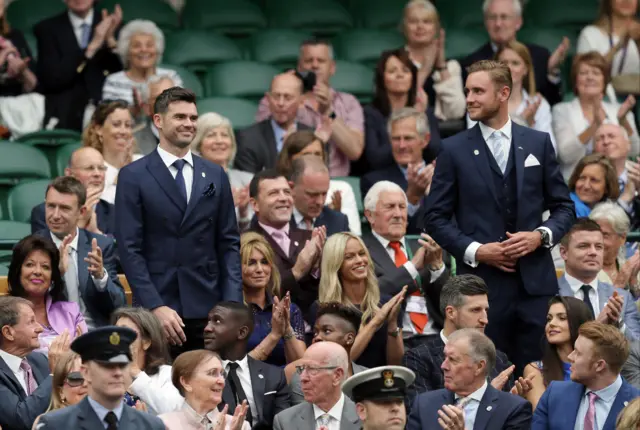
[389,241,427,333]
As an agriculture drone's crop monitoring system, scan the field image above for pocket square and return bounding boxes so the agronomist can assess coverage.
[264,391,277,395]
[524,154,540,167]
[203,182,216,197]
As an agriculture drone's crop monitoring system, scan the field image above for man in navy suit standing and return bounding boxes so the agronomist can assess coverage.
[115,87,242,357]
[424,60,575,374]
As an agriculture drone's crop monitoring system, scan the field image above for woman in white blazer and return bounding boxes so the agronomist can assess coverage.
[552,52,639,180]
[114,307,185,415]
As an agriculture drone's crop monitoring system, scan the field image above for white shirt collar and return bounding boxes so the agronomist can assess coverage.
[371,230,406,251]
[440,330,449,344]
[477,117,513,143]
[313,393,345,422]
[564,272,599,295]
[222,354,250,374]
[68,9,94,30]
[455,380,488,403]
[0,349,24,373]
[157,146,194,169]
[588,375,623,403]
[50,227,80,252]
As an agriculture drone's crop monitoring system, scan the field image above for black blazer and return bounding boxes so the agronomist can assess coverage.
[0,351,52,430]
[461,42,562,106]
[31,199,116,237]
[0,29,36,97]
[289,206,349,237]
[234,120,313,173]
[34,8,122,130]
[220,356,291,429]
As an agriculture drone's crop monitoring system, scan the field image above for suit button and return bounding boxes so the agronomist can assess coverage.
[208,217,214,223]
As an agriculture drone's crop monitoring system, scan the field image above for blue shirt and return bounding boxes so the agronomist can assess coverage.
[87,395,124,429]
[574,375,623,430]
[270,120,288,154]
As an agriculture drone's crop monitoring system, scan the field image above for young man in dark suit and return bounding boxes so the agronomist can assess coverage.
[34,0,123,130]
[204,302,291,430]
[115,87,243,358]
[424,60,575,375]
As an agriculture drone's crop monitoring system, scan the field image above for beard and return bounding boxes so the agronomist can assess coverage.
[468,102,501,122]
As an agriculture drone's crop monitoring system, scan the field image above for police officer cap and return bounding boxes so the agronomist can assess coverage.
[71,326,137,364]
[342,366,415,403]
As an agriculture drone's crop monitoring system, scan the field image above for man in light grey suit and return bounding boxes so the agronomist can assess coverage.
[133,76,175,156]
[274,342,361,430]
[558,218,640,340]
[622,341,640,389]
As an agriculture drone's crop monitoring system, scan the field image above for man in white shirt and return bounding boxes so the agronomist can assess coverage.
[273,342,361,430]
[407,329,532,430]
[558,218,640,340]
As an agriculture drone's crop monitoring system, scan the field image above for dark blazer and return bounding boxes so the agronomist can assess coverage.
[461,42,562,106]
[361,232,448,330]
[234,120,313,173]
[0,29,36,97]
[33,8,122,130]
[36,396,165,429]
[532,379,640,430]
[290,206,349,237]
[31,199,116,237]
[402,334,514,410]
[35,228,125,326]
[407,384,532,430]
[622,341,640,389]
[249,220,318,318]
[0,351,52,430]
[219,356,291,429]
[424,123,575,297]
[115,150,243,318]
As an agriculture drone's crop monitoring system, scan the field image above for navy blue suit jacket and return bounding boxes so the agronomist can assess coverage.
[35,228,125,326]
[0,351,52,430]
[31,199,116,237]
[115,150,243,318]
[423,123,575,296]
[289,206,349,237]
[532,379,640,430]
[407,384,532,430]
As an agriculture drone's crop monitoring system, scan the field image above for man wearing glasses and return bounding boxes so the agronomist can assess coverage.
[31,147,115,237]
[274,342,361,430]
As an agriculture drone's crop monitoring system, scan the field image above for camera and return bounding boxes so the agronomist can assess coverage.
[295,70,317,93]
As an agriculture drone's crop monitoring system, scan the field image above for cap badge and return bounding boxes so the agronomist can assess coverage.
[382,370,395,388]
[109,332,121,346]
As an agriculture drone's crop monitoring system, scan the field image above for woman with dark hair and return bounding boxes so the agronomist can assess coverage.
[0,0,37,96]
[357,48,442,176]
[567,153,621,217]
[8,235,87,355]
[523,296,594,409]
[113,307,183,415]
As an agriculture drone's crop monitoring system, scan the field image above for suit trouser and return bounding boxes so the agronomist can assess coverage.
[170,318,208,360]
[484,272,551,378]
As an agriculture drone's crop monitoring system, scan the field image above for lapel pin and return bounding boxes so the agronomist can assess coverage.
[474,150,479,155]
[624,401,629,406]
[486,406,493,411]
[202,172,206,178]
[258,374,264,379]
[294,241,299,247]
[518,146,523,150]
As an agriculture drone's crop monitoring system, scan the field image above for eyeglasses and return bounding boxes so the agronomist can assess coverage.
[65,371,85,387]
[295,365,337,376]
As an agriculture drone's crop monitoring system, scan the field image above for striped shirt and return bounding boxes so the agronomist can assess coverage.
[101,68,183,104]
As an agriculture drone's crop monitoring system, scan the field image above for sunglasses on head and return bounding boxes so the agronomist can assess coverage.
[65,371,85,387]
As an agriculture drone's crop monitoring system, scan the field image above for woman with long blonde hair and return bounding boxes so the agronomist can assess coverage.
[314,232,406,367]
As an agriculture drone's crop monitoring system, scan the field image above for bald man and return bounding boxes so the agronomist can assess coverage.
[234,73,313,173]
[273,343,361,430]
[31,147,115,236]
[134,76,176,156]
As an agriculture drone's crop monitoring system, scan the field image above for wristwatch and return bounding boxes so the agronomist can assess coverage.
[388,327,401,338]
[535,228,551,247]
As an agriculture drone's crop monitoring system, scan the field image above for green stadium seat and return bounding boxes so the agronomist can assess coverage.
[182,0,267,36]
[333,30,404,67]
[0,143,50,186]
[7,180,50,223]
[331,61,374,104]
[158,64,204,98]
[524,0,599,33]
[351,0,404,30]
[438,0,485,31]
[55,143,82,178]
[0,220,31,241]
[24,32,37,61]
[197,98,259,130]
[15,129,82,148]
[248,30,312,71]
[264,0,353,37]
[204,61,279,101]
[445,29,489,61]
[99,0,180,33]
[164,31,243,75]
[6,0,66,33]
[0,264,8,276]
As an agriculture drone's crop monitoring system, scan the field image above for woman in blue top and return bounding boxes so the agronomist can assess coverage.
[567,153,619,217]
[241,232,306,367]
[523,296,594,409]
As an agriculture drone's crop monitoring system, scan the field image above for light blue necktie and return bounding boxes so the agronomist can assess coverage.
[80,23,91,49]
[490,131,508,174]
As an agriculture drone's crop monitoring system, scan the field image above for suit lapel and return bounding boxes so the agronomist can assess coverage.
[0,355,26,397]
[558,275,573,296]
[76,230,90,295]
[59,13,83,54]
[262,121,279,168]
[597,281,612,313]
[146,150,187,212]
[604,382,632,429]
[248,357,265,422]
[391,165,408,190]
[26,354,47,384]
[340,397,361,429]
[473,385,499,430]
[365,235,397,274]
[512,124,526,200]
[468,126,501,208]
[288,229,307,263]
[221,383,236,410]
[181,155,205,225]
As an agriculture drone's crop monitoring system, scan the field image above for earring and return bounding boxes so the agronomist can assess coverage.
[61,396,66,405]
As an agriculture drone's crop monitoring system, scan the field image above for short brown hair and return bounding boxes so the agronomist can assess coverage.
[154,87,197,115]
[171,350,221,397]
[46,176,86,207]
[466,60,512,92]
[571,52,610,96]
[578,321,629,374]
[276,130,326,178]
[560,217,602,247]
[0,297,33,346]
[567,153,620,201]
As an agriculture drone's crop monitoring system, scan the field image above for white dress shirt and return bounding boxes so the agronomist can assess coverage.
[574,375,623,430]
[463,117,553,267]
[0,349,28,394]
[128,364,184,415]
[222,355,257,425]
[564,273,601,316]
[87,395,124,429]
[101,155,143,204]
[157,146,194,203]
[67,9,94,48]
[455,380,488,430]
[313,393,345,430]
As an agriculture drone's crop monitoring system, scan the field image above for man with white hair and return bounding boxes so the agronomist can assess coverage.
[407,329,532,430]
[273,342,361,430]
[362,181,448,343]
[134,75,176,155]
[461,0,568,106]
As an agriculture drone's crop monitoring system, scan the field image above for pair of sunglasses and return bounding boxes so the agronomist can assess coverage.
[65,371,85,387]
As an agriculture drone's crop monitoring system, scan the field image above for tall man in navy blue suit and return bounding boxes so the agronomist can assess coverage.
[424,60,575,374]
[115,87,243,358]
